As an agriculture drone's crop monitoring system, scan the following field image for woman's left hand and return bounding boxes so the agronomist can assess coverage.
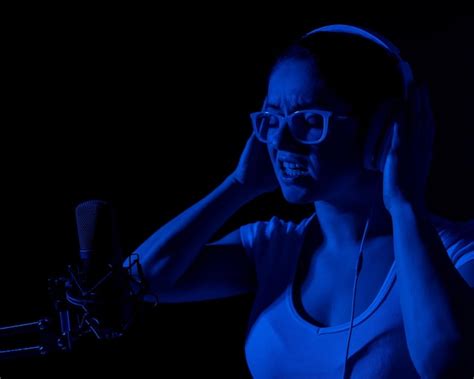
[383,85,435,214]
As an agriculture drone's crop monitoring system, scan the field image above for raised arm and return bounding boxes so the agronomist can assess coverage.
[125,133,278,302]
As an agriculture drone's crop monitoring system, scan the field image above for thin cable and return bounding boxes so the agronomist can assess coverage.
[341,180,380,379]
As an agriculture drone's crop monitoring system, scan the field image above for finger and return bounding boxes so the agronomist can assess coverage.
[390,122,401,153]
[247,131,262,147]
[249,130,267,145]
[247,132,270,161]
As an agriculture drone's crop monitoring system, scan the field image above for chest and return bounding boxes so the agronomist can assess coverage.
[297,240,394,327]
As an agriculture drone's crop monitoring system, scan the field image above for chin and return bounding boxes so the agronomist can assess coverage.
[280,184,320,204]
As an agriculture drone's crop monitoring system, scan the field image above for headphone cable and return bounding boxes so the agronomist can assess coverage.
[341,180,380,378]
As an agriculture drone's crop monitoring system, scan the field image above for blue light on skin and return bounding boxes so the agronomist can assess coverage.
[266,57,393,252]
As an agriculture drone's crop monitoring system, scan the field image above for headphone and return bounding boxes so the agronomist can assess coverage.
[303,24,414,173]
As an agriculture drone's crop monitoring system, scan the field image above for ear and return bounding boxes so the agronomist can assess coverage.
[363,99,399,172]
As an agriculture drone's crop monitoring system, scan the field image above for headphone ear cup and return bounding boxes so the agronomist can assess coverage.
[363,101,397,172]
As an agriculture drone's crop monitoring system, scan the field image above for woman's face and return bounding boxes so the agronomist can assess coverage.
[266,58,366,204]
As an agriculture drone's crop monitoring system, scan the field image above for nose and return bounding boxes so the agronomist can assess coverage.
[269,120,303,152]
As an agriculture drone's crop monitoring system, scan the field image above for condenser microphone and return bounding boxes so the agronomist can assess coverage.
[0,200,148,360]
[67,200,133,339]
[75,200,122,286]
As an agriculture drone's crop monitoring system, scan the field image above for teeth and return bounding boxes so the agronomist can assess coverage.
[279,159,309,178]
[282,161,305,170]
[284,168,307,176]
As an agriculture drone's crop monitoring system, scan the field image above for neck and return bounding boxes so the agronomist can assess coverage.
[313,174,392,254]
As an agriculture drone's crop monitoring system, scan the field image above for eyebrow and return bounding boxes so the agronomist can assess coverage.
[265,102,330,113]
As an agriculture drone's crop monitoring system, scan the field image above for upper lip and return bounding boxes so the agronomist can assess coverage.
[277,153,308,167]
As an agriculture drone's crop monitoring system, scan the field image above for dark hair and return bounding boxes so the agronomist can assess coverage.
[272,31,405,142]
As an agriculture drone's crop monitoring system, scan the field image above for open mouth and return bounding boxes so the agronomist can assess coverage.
[278,159,309,179]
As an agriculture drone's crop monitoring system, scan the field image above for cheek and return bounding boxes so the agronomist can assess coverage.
[322,126,361,160]
[310,142,358,175]
[267,144,278,167]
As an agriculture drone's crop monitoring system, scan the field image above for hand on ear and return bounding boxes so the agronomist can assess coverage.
[231,132,279,196]
[382,85,435,213]
[363,98,401,172]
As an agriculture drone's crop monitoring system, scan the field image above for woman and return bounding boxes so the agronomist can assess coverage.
[129,25,474,378]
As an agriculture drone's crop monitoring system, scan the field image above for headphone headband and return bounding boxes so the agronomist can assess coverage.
[303,24,413,97]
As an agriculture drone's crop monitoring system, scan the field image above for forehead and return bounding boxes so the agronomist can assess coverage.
[267,58,350,113]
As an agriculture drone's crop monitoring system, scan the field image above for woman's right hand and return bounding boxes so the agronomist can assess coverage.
[229,132,279,196]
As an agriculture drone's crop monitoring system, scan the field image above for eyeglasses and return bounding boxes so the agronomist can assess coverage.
[250,109,350,144]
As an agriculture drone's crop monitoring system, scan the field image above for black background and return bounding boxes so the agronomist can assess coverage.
[1,7,473,378]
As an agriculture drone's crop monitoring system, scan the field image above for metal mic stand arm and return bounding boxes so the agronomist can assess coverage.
[0,275,73,360]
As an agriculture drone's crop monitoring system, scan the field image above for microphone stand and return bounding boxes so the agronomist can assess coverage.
[0,254,149,361]
[0,275,73,359]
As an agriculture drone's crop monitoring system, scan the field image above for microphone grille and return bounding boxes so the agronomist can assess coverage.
[75,200,120,264]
